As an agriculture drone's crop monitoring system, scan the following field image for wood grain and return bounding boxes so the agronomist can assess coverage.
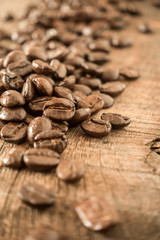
[0,1,160,240]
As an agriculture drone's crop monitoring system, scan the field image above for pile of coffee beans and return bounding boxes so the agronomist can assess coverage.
[0,0,156,237]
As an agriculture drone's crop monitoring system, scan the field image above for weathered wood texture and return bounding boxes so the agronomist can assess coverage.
[0,1,160,240]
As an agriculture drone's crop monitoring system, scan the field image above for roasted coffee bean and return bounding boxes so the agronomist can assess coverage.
[138,22,154,34]
[1,90,25,107]
[59,75,76,90]
[96,93,114,109]
[18,182,55,206]
[78,77,101,90]
[120,67,140,80]
[99,82,126,97]
[1,70,24,90]
[34,135,67,154]
[109,16,128,30]
[54,86,75,102]
[75,195,119,231]
[81,118,112,138]
[7,60,32,76]
[50,59,67,79]
[31,74,54,96]
[111,36,133,48]
[43,98,75,121]
[1,122,27,143]
[56,158,85,182]
[69,108,91,126]
[24,113,34,125]
[24,45,47,61]
[34,129,64,141]
[47,46,68,60]
[23,148,60,171]
[73,84,92,96]
[65,55,85,68]
[32,59,54,75]
[28,96,55,115]
[51,121,68,133]
[0,107,26,121]
[101,68,120,82]
[22,78,35,102]
[88,39,110,52]
[30,73,55,87]
[27,116,52,144]
[101,113,131,128]
[3,50,27,68]
[2,146,26,168]
[78,95,104,114]
[72,90,86,102]
[87,52,110,64]
[80,62,101,75]
[25,225,70,240]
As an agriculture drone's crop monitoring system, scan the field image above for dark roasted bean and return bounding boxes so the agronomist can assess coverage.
[3,50,27,68]
[54,86,75,102]
[59,75,76,90]
[31,74,54,96]
[78,95,104,114]
[2,146,26,168]
[32,59,54,75]
[101,68,120,82]
[120,67,140,80]
[22,78,35,102]
[28,96,55,115]
[78,77,101,90]
[101,113,131,128]
[1,90,25,107]
[99,82,126,97]
[138,22,154,34]
[96,93,114,109]
[73,84,92,96]
[0,107,26,121]
[69,108,91,126]
[88,39,110,52]
[1,70,24,90]
[7,60,32,76]
[50,59,67,79]
[111,36,133,48]
[51,121,68,133]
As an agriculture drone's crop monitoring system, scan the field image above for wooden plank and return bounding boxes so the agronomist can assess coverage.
[0,1,160,239]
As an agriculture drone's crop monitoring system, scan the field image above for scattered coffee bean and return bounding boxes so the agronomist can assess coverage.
[51,121,68,133]
[31,74,54,96]
[78,95,104,114]
[22,78,35,102]
[32,59,54,75]
[0,107,26,121]
[1,90,25,107]
[7,60,32,76]
[96,93,114,109]
[138,22,154,34]
[73,84,92,96]
[28,96,55,115]
[88,39,110,52]
[111,36,133,48]
[69,108,91,126]
[59,75,76,90]
[99,82,126,97]
[78,77,102,90]
[101,68,120,82]
[1,70,24,90]
[50,59,67,79]
[120,67,140,80]
[3,50,27,68]
[2,146,26,168]
[101,113,131,128]
[54,86,75,102]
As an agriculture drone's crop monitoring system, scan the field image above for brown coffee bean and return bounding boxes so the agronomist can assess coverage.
[80,62,101,75]
[87,52,110,64]
[0,107,26,121]
[120,67,140,80]
[24,113,34,125]
[33,135,67,154]
[101,68,120,82]
[56,158,85,182]
[69,108,91,126]
[24,45,47,61]
[2,146,26,168]
[28,96,55,115]
[31,74,54,96]
[18,182,55,206]
[138,22,154,34]
[27,116,52,144]
[32,59,54,75]
[34,129,64,141]
[78,95,104,114]
[99,82,126,97]
[43,98,75,121]
[7,60,32,76]
[101,113,131,128]
[111,36,133,48]
[24,148,60,171]
[3,50,27,68]
[81,118,112,138]
[1,70,24,90]
[73,84,92,96]
[50,59,67,79]
[47,46,68,60]
[1,122,27,143]
[22,78,35,102]
[59,75,76,90]
[96,93,114,109]
[1,90,25,107]
[75,195,119,231]
[88,39,110,53]
[51,121,68,133]
[54,86,75,102]
[78,77,102,90]
[72,90,86,103]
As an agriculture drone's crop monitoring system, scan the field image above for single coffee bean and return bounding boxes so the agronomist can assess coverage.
[1,70,24,90]
[78,77,102,90]
[7,60,32,76]
[99,82,126,97]
[50,59,67,79]
[138,22,154,34]
[18,182,55,206]
[101,68,120,82]
[23,148,60,171]
[65,55,85,68]
[1,122,27,143]
[96,93,114,109]
[87,51,110,64]
[72,90,86,102]
[73,84,92,96]
[47,45,68,60]
[1,90,25,107]
[54,86,75,102]
[51,121,68,133]
[75,195,119,231]
[3,50,27,68]
[81,118,112,138]
[101,113,131,128]
[80,61,101,75]
[69,108,91,126]
[120,67,140,80]
[29,73,55,87]
[2,146,26,168]
[127,3,141,15]
[28,96,55,115]
[56,158,85,182]
[24,44,47,61]
[22,78,35,102]
[34,129,64,141]
[109,16,128,30]
[88,39,110,52]
[31,74,54,96]
[32,59,54,75]
[78,95,104,114]
[0,107,26,121]
[27,116,52,144]
[111,36,133,48]
[33,135,67,154]
[43,98,75,121]
[58,75,76,90]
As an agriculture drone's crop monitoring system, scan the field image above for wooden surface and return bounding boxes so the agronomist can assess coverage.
[0,1,160,240]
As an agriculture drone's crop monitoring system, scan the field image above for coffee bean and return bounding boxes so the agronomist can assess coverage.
[1,70,24,90]
[111,36,133,48]
[80,61,101,75]
[28,96,55,115]
[51,121,68,133]
[56,158,85,182]
[78,77,102,90]
[43,98,75,121]
[31,74,54,96]
[27,116,52,144]
[109,16,128,30]
[18,182,55,206]
[50,59,67,79]
[32,59,54,75]
[72,90,86,102]
[99,82,126,97]
[34,129,64,141]
[0,107,26,121]
[69,108,91,126]
[120,67,140,80]
[2,146,26,168]
[101,68,120,82]
[3,50,27,68]
[101,113,131,128]
[78,95,104,114]
[24,45,47,61]
[96,93,114,109]
[22,78,35,102]
[47,46,68,60]
[1,90,25,107]
[138,22,154,34]
[75,195,119,231]
[54,86,75,102]
[88,39,110,52]
[1,122,27,143]
[7,60,32,76]
[73,84,92,96]
[23,148,60,171]
[24,113,34,125]
[59,75,76,90]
